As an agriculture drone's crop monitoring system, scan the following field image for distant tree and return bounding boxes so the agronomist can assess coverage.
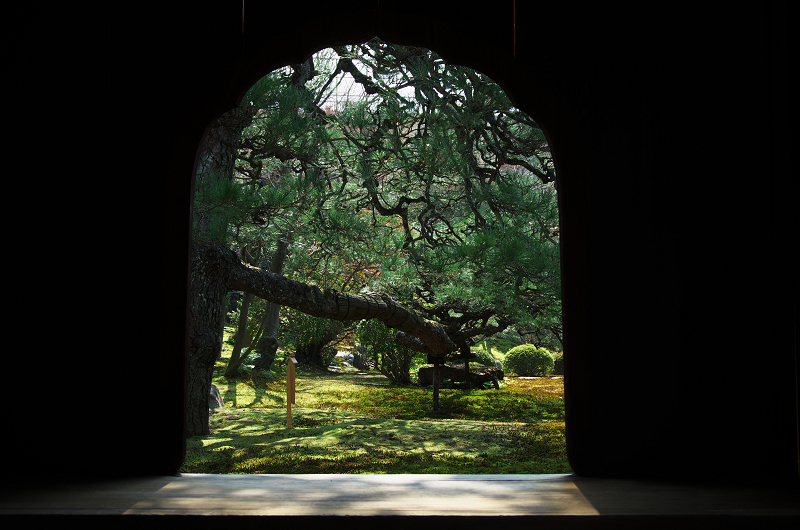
[283,307,352,367]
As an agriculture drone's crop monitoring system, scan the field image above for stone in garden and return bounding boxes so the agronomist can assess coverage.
[209,383,224,411]
[335,351,354,364]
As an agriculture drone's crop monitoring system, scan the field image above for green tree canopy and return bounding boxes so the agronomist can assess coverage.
[197,37,561,359]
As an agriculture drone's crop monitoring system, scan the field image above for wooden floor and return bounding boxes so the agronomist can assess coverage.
[1,473,798,528]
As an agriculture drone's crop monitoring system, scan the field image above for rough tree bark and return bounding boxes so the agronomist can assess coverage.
[187,245,229,437]
[209,243,457,356]
[189,106,252,436]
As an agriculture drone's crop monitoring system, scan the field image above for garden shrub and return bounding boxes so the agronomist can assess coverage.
[355,319,417,385]
[504,344,554,376]
[472,348,497,367]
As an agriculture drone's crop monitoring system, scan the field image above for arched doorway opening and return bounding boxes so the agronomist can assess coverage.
[184,37,570,473]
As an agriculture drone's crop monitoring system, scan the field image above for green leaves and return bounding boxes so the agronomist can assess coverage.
[193,171,261,244]
[355,318,419,384]
[200,36,562,350]
[282,307,346,353]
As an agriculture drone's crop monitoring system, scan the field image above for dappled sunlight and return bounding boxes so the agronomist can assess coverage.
[201,408,528,457]
[192,293,568,474]
[183,369,569,474]
[201,437,233,448]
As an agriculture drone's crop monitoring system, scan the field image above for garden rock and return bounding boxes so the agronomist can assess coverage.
[335,351,354,364]
[209,383,224,411]
[331,350,367,371]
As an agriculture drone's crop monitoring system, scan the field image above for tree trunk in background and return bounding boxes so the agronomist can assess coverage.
[295,328,341,367]
[251,238,289,370]
[432,360,442,410]
[224,291,253,377]
[225,247,261,377]
[462,343,471,390]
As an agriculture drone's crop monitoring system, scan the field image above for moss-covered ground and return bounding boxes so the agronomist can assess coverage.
[181,329,569,474]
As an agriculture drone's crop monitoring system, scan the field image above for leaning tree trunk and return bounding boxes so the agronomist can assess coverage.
[212,243,457,356]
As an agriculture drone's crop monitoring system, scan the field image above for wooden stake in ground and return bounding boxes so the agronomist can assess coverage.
[287,353,298,428]
[461,344,472,390]
[431,358,442,411]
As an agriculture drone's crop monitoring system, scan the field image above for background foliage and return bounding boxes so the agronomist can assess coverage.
[355,318,422,384]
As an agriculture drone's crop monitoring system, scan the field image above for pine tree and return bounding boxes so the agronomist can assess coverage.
[186,38,562,433]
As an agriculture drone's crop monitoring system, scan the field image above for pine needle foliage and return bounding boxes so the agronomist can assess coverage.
[204,37,562,357]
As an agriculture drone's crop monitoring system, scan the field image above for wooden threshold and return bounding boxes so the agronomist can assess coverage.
[1,474,798,527]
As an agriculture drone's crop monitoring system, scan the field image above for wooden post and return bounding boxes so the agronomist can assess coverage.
[462,344,471,390]
[287,353,297,428]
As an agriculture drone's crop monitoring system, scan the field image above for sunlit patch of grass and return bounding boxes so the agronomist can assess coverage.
[505,376,565,399]
[183,407,570,474]
[291,378,564,423]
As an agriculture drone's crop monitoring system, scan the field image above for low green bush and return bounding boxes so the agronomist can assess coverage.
[504,344,554,376]
[472,348,497,367]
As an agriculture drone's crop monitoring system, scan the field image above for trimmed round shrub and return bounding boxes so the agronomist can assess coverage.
[504,344,554,376]
[472,348,497,367]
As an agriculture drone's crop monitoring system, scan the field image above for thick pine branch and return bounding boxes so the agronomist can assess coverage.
[199,242,457,357]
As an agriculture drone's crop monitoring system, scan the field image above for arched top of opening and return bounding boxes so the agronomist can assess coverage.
[203,37,556,196]
[209,12,564,162]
